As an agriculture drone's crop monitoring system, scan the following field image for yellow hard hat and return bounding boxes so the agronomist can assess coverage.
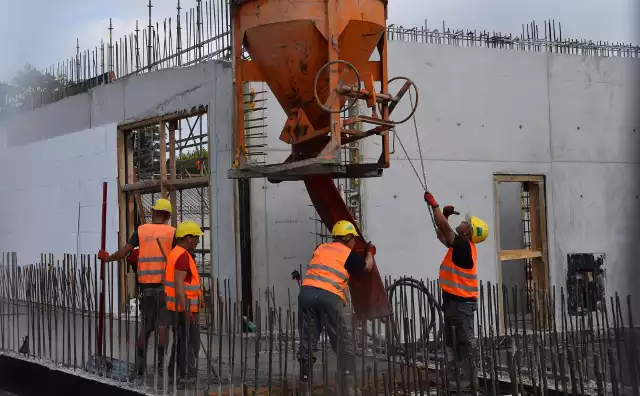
[176,221,204,238]
[467,215,489,244]
[151,198,173,214]
[331,220,359,237]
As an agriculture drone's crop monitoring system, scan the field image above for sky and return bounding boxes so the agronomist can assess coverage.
[0,0,637,82]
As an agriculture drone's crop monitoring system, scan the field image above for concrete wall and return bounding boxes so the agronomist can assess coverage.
[2,41,639,319]
[0,59,238,300]
[246,82,319,310]
[248,41,640,317]
[0,124,119,262]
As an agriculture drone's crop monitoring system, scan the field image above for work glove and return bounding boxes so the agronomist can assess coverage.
[291,270,301,283]
[97,250,109,261]
[423,191,438,208]
[442,205,460,219]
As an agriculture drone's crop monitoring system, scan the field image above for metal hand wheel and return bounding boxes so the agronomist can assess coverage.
[314,60,362,114]
[381,76,419,125]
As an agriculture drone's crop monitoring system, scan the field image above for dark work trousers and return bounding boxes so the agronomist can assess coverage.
[136,285,168,372]
[297,286,356,379]
[168,311,200,379]
[443,299,478,363]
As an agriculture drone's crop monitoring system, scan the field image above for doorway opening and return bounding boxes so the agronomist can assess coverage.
[116,108,210,309]
[494,174,549,331]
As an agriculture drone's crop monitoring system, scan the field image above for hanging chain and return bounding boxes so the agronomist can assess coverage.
[393,88,437,233]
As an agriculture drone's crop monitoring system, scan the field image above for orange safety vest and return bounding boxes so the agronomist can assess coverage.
[439,240,478,299]
[301,242,352,303]
[137,223,176,284]
[165,245,202,313]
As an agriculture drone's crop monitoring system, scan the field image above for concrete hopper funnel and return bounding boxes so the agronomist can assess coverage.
[230,0,419,319]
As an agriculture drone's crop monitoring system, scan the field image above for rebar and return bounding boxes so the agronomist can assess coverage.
[0,254,638,395]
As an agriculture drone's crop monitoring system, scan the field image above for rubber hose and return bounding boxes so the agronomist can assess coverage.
[386,277,444,352]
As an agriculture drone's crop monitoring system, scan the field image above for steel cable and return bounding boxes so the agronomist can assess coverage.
[392,89,437,233]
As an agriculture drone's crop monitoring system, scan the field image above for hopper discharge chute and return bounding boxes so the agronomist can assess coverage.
[229,0,418,319]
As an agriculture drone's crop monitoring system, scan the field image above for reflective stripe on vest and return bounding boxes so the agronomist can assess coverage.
[301,242,351,302]
[438,240,478,299]
[164,245,202,313]
[137,223,175,284]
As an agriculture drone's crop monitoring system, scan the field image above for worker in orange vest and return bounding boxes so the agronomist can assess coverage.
[424,191,488,390]
[298,220,375,394]
[98,198,176,375]
[164,221,203,382]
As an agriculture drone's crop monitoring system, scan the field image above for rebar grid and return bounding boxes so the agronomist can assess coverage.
[0,252,638,395]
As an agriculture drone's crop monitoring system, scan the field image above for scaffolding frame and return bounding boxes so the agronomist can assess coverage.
[116,107,211,308]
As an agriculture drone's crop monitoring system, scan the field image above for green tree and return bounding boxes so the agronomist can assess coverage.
[176,148,208,175]
[1,64,71,113]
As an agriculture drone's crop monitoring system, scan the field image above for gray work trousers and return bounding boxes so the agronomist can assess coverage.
[168,312,200,379]
[443,299,478,362]
[297,286,356,377]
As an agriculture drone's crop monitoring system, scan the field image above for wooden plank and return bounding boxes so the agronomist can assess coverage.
[528,183,542,285]
[116,129,127,309]
[125,130,136,301]
[159,121,168,197]
[499,249,543,261]
[537,181,550,291]
[118,106,209,131]
[494,174,544,183]
[169,120,178,228]
[132,173,146,225]
[121,176,210,193]
[530,182,549,292]
[493,176,505,335]
[527,182,545,327]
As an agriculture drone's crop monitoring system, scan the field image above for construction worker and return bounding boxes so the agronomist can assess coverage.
[298,220,375,394]
[423,191,488,390]
[164,221,203,381]
[98,198,176,374]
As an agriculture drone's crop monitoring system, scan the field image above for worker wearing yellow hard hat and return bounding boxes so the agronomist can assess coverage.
[165,221,204,381]
[98,197,176,375]
[298,219,374,395]
[423,190,487,390]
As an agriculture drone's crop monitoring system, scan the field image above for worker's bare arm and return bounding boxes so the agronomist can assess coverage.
[105,244,134,262]
[364,252,374,272]
[436,228,448,247]
[175,269,188,312]
[433,206,455,246]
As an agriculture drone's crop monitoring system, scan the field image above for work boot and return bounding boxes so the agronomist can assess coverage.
[298,375,310,396]
[341,372,357,396]
[135,348,146,376]
[467,364,480,393]
[447,366,471,391]
[298,364,311,396]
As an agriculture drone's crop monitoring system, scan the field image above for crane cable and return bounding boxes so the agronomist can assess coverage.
[384,87,445,350]
[392,89,437,234]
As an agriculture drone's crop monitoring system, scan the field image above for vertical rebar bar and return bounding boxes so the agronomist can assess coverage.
[147,0,153,71]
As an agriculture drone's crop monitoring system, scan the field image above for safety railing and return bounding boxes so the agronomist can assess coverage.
[0,252,638,395]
